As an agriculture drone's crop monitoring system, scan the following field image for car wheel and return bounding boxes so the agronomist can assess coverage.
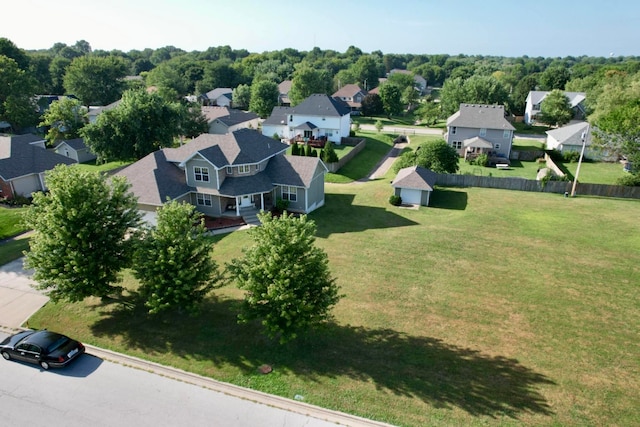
[40,361,50,370]
[1,351,10,360]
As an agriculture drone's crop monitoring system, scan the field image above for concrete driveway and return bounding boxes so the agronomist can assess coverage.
[0,257,48,328]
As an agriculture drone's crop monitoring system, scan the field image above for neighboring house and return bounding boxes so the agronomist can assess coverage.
[201,88,233,107]
[391,166,437,206]
[54,138,97,163]
[445,104,515,160]
[87,99,121,124]
[388,69,428,94]
[332,84,367,114]
[545,121,601,159]
[0,134,75,199]
[201,106,260,134]
[524,91,586,125]
[261,94,351,144]
[278,80,292,106]
[115,129,327,223]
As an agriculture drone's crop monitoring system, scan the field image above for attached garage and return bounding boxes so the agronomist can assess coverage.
[391,166,437,207]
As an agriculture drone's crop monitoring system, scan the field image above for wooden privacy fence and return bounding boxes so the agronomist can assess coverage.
[326,138,366,173]
[434,174,640,199]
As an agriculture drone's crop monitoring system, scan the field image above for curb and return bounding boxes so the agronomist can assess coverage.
[0,325,394,427]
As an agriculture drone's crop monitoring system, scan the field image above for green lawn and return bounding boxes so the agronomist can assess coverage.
[563,160,627,185]
[73,160,132,173]
[0,206,29,239]
[27,182,640,427]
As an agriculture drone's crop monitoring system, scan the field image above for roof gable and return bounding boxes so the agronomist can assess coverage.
[0,134,75,180]
[546,121,591,146]
[391,166,437,191]
[266,155,327,188]
[332,84,365,98]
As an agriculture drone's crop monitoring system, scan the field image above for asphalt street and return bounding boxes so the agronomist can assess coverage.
[0,331,392,427]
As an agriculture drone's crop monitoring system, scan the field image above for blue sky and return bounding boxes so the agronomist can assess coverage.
[3,0,638,57]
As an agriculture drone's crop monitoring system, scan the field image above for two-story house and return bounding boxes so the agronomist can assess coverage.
[332,84,367,115]
[445,104,515,161]
[261,94,351,144]
[115,129,327,224]
[200,88,233,107]
[524,91,586,125]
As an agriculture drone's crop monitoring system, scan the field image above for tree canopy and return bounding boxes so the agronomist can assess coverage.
[538,89,573,127]
[289,65,332,105]
[63,55,128,106]
[132,200,219,315]
[82,88,206,161]
[227,211,341,343]
[394,139,460,174]
[38,97,87,145]
[23,165,142,302]
[249,80,279,118]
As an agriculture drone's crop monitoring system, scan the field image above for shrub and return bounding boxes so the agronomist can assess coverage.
[389,195,402,206]
[547,149,563,162]
[275,197,290,212]
[475,153,489,167]
[375,120,383,132]
[562,151,581,163]
[272,133,280,140]
[616,173,640,186]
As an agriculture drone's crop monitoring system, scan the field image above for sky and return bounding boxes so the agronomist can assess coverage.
[2,0,639,58]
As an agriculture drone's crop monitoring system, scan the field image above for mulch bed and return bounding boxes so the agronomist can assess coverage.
[203,216,246,230]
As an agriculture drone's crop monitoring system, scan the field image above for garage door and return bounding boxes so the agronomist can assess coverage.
[400,188,421,205]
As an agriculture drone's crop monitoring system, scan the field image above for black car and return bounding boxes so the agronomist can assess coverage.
[0,330,85,370]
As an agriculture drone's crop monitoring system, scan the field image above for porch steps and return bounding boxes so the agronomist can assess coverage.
[241,208,261,227]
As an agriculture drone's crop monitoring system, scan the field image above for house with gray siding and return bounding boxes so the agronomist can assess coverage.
[445,104,515,160]
[524,91,586,125]
[54,138,97,163]
[201,106,260,134]
[0,134,75,199]
[115,129,327,224]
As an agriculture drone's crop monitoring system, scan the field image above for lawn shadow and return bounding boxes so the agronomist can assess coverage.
[90,298,554,420]
[429,188,468,210]
[312,193,419,238]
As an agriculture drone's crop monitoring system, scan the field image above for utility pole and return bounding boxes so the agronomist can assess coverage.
[570,124,589,197]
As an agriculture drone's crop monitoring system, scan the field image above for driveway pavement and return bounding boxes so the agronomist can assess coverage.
[0,257,48,328]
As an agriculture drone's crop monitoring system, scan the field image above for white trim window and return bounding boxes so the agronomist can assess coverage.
[503,129,511,139]
[194,166,209,182]
[282,186,297,202]
[479,128,487,137]
[196,193,212,206]
[239,165,250,174]
[226,166,232,174]
[452,141,462,149]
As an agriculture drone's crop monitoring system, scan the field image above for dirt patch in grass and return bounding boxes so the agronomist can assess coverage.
[203,216,246,230]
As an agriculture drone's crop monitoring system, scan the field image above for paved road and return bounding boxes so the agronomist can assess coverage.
[358,123,443,136]
[0,331,392,427]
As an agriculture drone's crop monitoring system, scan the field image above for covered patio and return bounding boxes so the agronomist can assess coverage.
[463,136,494,162]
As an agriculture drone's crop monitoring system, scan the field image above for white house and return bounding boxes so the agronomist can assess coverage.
[261,94,351,144]
[524,91,586,125]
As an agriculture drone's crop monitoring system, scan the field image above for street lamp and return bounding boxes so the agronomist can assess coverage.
[570,124,589,197]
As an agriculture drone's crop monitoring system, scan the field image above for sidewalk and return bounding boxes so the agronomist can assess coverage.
[0,257,48,328]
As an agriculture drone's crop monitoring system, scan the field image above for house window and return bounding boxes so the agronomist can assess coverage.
[196,193,212,206]
[494,143,501,150]
[226,166,232,174]
[452,141,462,149]
[479,128,487,137]
[289,115,293,122]
[503,129,511,139]
[451,126,457,135]
[194,166,209,182]
[282,186,297,202]
[239,165,250,174]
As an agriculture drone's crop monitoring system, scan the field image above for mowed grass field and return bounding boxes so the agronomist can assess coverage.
[28,177,640,426]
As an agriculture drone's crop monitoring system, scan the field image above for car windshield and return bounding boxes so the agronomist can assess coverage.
[46,336,69,352]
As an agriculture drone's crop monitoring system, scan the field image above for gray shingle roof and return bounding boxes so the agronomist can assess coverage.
[202,106,259,127]
[55,138,87,151]
[289,94,351,117]
[166,129,288,167]
[266,155,326,188]
[115,150,191,206]
[204,88,232,101]
[527,91,586,108]
[546,121,591,146]
[391,166,437,191]
[446,104,515,130]
[0,134,75,180]
[262,106,292,126]
[332,84,366,98]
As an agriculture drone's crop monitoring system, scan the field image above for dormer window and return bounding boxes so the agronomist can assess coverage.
[226,166,232,174]
[239,165,250,174]
[194,166,209,182]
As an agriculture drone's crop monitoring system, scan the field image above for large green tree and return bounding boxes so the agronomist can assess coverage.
[23,165,142,302]
[63,55,128,105]
[249,80,279,118]
[0,55,39,130]
[394,139,460,174]
[82,88,203,161]
[232,83,251,109]
[360,93,384,116]
[132,201,219,314]
[39,97,87,145]
[594,99,640,174]
[227,211,341,343]
[538,89,573,126]
[289,65,331,105]
[378,82,403,118]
